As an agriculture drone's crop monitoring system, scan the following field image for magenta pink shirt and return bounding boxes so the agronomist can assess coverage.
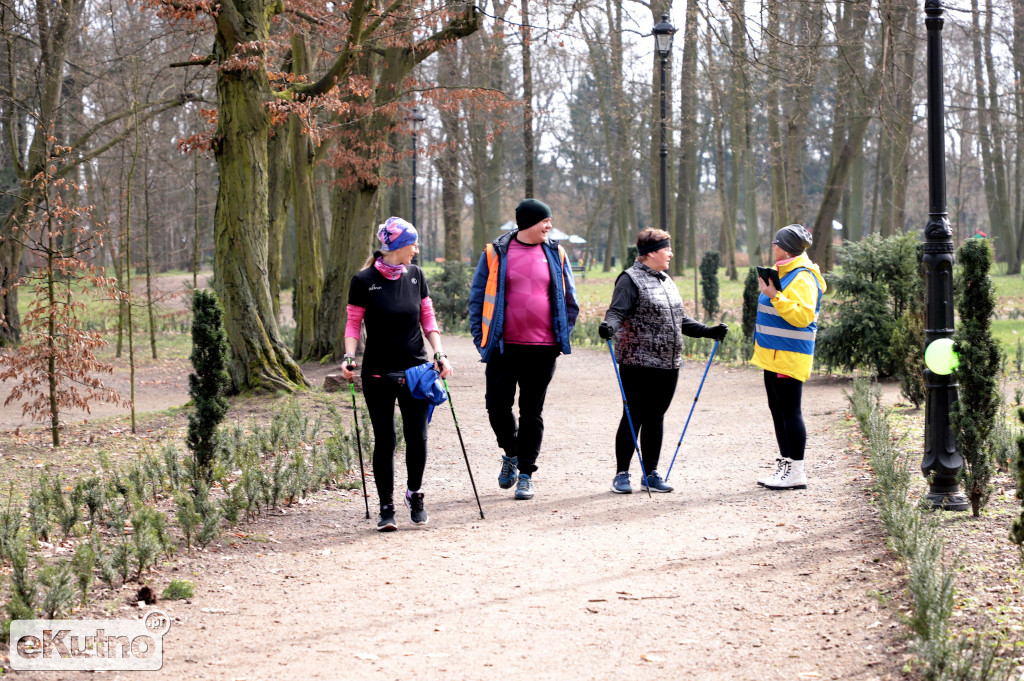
[502,237,556,345]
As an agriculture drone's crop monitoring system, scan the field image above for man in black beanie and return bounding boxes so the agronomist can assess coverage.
[467,199,579,500]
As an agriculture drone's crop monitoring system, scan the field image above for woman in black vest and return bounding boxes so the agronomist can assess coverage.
[599,229,728,494]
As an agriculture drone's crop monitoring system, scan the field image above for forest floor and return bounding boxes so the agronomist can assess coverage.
[1,329,917,680]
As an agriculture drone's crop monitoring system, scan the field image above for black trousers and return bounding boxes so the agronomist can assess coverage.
[614,365,679,474]
[763,370,806,461]
[484,344,560,476]
[362,375,430,507]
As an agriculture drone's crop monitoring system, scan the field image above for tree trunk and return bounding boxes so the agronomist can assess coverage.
[439,44,462,262]
[674,0,699,274]
[982,0,1017,270]
[0,0,80,346]
[783,1,824,225]
[848,145,864,241]
[314,7,481,359]
[807,1,880,267]
[708,28,735,277]
[267,107,292,321]
[764,0,788,230]
[970,0,1007,264]
[729,2,759,268]
[467,5,508,257]
[1014,0,1024,269]
[212,0,307,392]
[290,34,323,361]
[649,0,673,237]
[521,0,535,197]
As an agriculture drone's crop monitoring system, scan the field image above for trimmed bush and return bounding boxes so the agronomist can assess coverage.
[952,239,1001,517]
[699,251,721,321]
[187,290,231,483]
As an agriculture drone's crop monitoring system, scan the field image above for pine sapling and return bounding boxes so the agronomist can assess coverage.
[71,541,96,605]
[0,488,22,563]
[175,493,201,552]
[131,509,161,580]
[4,544,37,642]
[38,558,77,619]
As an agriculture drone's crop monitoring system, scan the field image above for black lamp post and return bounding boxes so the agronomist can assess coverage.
[653,14,675,233]
[410,106,426,263]
[921,0,967,511]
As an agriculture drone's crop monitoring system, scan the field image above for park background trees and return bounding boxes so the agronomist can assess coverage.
[3,0,1024,393]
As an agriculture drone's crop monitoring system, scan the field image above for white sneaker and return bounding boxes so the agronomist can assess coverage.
[763,459,807,490]
[757,457,789,487]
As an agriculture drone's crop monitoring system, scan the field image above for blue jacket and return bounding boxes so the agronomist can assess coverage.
[468,230,579,363]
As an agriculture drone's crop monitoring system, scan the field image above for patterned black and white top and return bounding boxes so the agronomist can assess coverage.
[604,261,711,370]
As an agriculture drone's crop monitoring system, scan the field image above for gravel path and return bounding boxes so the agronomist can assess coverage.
[10,335,904,680]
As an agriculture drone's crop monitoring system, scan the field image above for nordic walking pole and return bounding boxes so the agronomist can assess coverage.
[442,378,484,519]
[665,340,719,481]
[348,379,370,520]
[606,339,651,498]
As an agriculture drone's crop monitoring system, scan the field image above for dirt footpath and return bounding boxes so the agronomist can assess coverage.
[13,336,904,680]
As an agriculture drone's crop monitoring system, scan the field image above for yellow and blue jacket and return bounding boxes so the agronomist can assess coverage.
[751,253,827,382]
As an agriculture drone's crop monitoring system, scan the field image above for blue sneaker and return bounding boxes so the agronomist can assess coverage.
[514,474,534,500]
[610,471,632,494]
[642,470,674,493]
[499,455,518,489]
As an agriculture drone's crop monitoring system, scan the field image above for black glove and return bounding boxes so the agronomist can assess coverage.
[598,321,615,340]
[706,323,728,342]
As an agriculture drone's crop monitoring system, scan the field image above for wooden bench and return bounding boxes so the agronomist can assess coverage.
[570,265,586,281]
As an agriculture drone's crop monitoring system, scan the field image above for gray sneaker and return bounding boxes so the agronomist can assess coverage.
[610,471,632,494]
[499,455,519,489]
[642,470,674,493]
[514,474,534,500]
[377,504,397,532]
[405,491,428,525]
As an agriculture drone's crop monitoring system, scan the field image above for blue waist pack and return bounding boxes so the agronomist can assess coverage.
[404,362,448,422]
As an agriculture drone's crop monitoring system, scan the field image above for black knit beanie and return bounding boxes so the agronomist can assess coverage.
[773,224,813,255]
[515,198,552,230]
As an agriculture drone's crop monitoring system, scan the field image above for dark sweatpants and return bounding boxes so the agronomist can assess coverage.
[763,370,806,461]
[484,344,560,476]
[614,365,679,474]
[362,375,430,507]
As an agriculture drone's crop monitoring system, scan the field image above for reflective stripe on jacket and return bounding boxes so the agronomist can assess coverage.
[468,230,579,363]
[750,253,827,382]
[753,267,821,355]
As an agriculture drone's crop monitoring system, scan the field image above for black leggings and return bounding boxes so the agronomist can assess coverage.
[484,344,560,476]
[763,370,806,461]
[362,375,430,507]
[614,365,679,473]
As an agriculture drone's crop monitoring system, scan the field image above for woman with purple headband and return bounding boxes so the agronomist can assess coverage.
[340,217,453,531]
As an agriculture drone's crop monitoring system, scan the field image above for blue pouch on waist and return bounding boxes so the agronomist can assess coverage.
[404,362,448,422]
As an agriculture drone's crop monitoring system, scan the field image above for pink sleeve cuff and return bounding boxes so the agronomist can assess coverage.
[420,296,440,336]
[345,304,365,338]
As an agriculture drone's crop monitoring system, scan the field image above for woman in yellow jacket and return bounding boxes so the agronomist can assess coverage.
[752,225,827,490]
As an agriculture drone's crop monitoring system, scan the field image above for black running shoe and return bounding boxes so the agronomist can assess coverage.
[377,504,397,532]
[405,491,428,525]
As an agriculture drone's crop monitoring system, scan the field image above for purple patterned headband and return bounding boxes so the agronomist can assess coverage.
[377,217,418,252]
